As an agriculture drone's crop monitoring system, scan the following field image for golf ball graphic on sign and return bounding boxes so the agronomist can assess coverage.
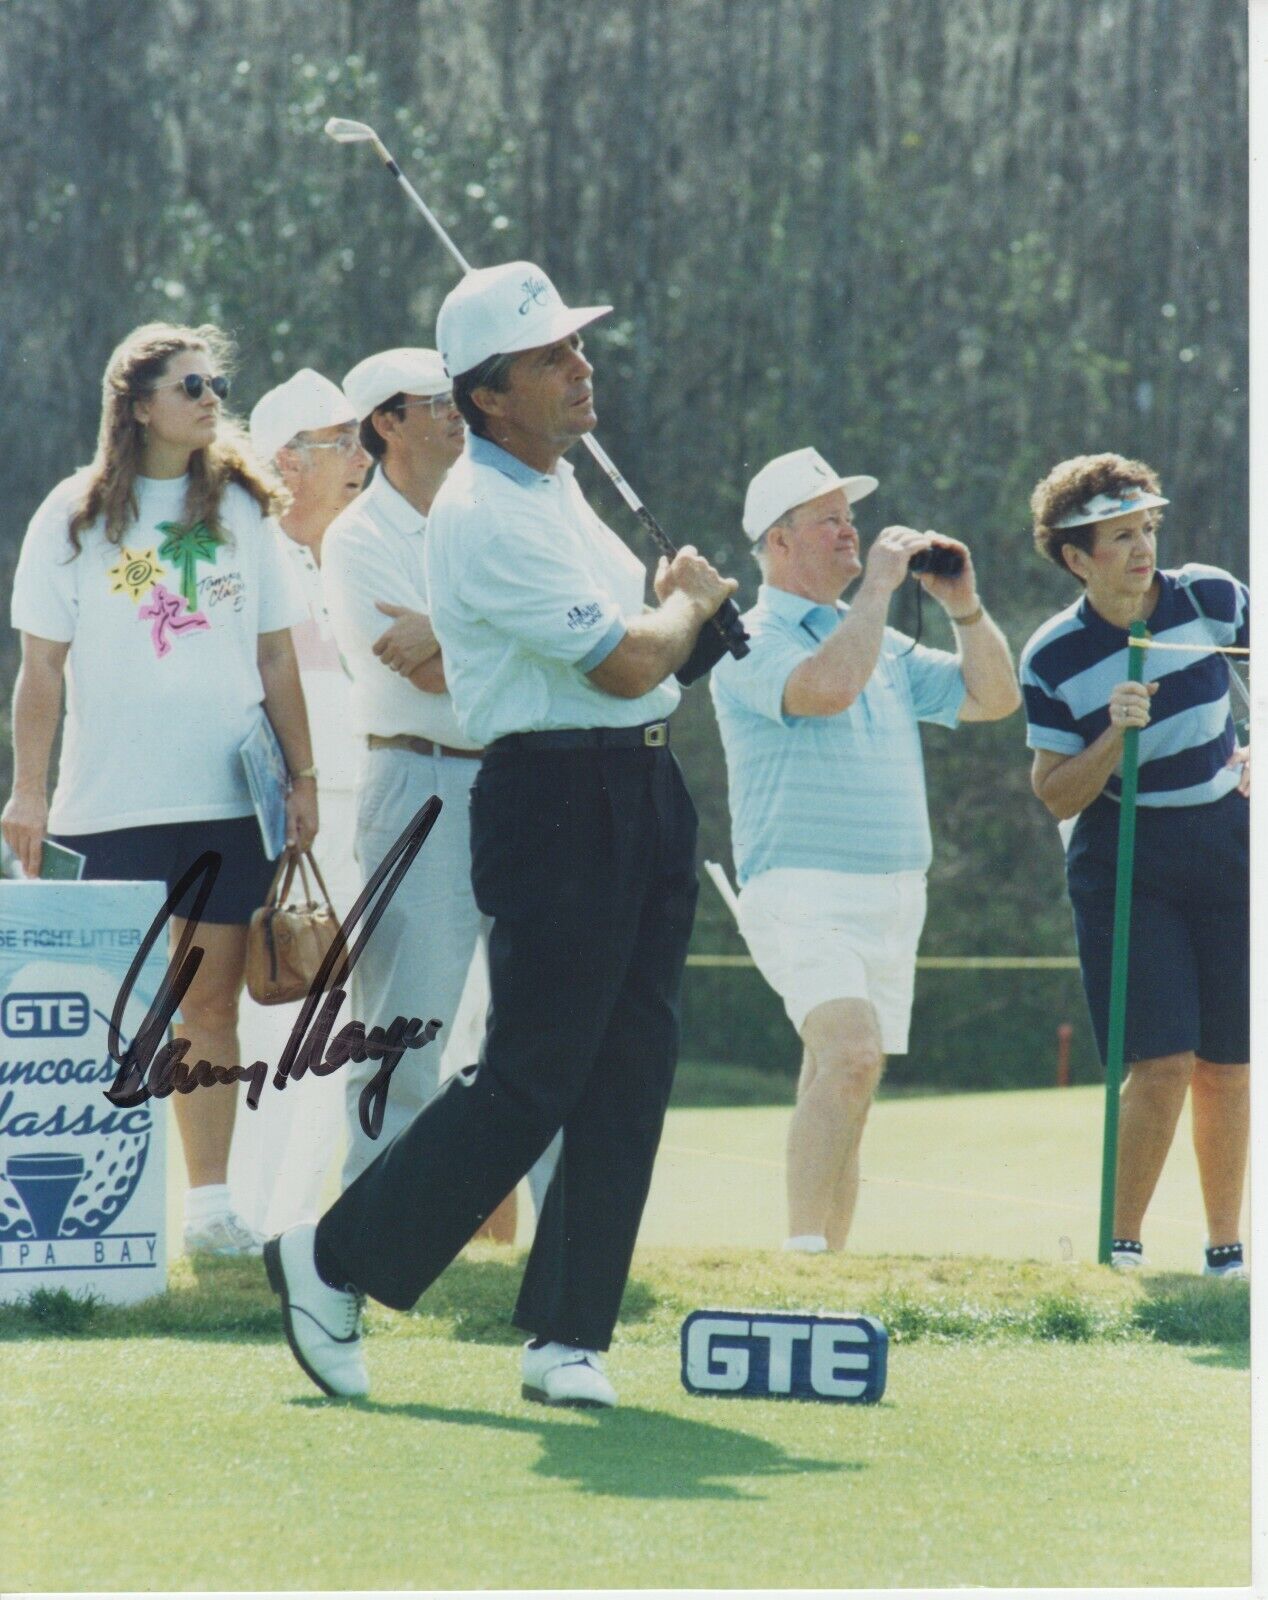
[0,917,166,1303]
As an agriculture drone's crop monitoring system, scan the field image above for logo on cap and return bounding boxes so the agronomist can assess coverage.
[519,276,551,316]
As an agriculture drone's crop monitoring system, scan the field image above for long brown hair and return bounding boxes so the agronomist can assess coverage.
[68,322,285,550]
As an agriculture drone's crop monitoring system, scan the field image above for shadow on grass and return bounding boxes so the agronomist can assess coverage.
[407,1257,658,1345]
[297,1395,853,1501]
[1185,1344,1249,1372]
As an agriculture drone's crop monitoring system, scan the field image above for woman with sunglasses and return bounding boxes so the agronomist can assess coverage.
[1020,452,1249,1279]
[3,321,317,1257]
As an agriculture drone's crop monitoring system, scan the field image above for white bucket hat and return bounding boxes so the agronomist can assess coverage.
[342,348,451,421]
[436,261,611,377]
[742,448,879,541]
[1052,486,1169,529]
[249,369,356,462]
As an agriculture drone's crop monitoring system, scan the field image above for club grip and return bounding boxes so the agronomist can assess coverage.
[676,597,750,685]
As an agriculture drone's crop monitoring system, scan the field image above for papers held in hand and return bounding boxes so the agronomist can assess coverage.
[239,712,289,861]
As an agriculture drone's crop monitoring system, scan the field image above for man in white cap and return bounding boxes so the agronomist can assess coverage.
[315,347,494,1195]
[710,449,1020,1256]
[231,371,372,1235]
[264,264,735,1408]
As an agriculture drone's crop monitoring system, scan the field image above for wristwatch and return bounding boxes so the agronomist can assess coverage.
[291,765,318,781]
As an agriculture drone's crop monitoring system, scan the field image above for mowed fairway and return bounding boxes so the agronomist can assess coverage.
[3,1084,1247,1590]
[644,1083,1232,1269]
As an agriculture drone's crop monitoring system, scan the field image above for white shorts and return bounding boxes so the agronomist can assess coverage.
[737,867,928,1053]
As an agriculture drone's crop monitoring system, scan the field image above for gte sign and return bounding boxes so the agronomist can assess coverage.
[2,993,91,1039]
[681,1309,888,1403]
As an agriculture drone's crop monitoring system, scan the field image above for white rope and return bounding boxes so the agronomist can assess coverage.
[1133,638,1250,656]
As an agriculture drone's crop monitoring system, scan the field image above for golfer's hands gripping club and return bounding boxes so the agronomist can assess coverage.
[655,546,737,618]
[656,547,742,687]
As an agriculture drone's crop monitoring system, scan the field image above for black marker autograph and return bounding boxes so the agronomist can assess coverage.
[103,797,443,1141]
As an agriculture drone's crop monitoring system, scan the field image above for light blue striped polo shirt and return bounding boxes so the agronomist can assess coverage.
[1020,564,1249,808]
[710,585,966,884]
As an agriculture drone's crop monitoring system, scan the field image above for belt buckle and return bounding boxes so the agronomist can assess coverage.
[643,723,668,748]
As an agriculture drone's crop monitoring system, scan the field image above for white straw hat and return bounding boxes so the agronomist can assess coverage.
[437,261,611,377]
[249,369,356,462]
[742,448,878,541]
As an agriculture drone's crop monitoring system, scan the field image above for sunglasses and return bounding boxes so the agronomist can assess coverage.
[153,373,231,401]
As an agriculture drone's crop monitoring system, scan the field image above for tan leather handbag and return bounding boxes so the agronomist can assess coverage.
[245,850,343,1005]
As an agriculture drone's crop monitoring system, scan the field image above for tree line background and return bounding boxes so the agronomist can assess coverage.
[0,0,1248,1088]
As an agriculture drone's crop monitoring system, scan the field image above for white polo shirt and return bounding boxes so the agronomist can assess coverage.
[283,537,359,793]
[425,434,680,744]
[321,467,477,750]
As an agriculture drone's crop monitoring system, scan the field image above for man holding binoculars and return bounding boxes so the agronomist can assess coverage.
[711,448,1020,1254]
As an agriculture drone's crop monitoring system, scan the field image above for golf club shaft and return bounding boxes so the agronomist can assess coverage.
[348,124,748,660]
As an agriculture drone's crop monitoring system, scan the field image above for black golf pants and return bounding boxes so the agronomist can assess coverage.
[315,739,698,1351]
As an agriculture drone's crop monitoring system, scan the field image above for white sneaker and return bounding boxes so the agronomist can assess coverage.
[521,1341,617,1409]
[1109,1248,1148,1271]
[264,1224,368,1399]
[1203,1257,1248,1280]
[184,1210,265,1257]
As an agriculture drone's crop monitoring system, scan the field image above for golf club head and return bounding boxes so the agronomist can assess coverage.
[324,117,379,144]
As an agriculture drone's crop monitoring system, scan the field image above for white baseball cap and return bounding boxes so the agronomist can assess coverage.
[249,369,357,462]
[436,261,611,377]
[342,348,450,421]
[1052,486,1169,529]
[742,448,879,541]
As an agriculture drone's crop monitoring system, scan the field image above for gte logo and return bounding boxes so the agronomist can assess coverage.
[681,1309,887,1403]
[1,993,92,1040]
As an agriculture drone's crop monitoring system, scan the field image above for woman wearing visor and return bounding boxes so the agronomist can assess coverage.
[1020,453,1249,1277]
[3,322,314,1256]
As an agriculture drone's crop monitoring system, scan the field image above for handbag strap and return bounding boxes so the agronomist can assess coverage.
[265,850,298,909]
[300,850,338,915]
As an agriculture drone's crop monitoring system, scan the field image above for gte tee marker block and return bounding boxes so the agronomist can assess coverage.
[681,1310,887,1403]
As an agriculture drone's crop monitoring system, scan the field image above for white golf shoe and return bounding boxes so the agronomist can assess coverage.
[264,1224,368,1398]
[183,1210,265,1258]
[521,1340,617,1409]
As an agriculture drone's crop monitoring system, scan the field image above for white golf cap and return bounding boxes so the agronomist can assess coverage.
[436,260,612,377]
[248,369,357,462]
[742,448,879,541]
[1052,486,1169,529]
[342,347,450,421]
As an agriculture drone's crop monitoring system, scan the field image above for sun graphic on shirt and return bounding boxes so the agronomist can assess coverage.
[107,547,166,603]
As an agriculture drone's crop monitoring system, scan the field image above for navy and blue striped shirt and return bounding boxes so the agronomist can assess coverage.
[1020,564,1249,808]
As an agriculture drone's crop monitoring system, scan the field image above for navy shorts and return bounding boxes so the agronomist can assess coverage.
[1065,788,1249,1067]
[50,815,277,927]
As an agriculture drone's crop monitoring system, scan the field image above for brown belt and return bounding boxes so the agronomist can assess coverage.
[367,733,485,760]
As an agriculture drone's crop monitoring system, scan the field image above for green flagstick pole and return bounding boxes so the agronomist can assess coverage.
[1097,620,1148,1264]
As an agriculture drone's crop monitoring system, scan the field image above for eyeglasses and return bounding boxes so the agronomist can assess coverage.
[400,392,457,419]
[294,432,363,456]
[153,373,231,401]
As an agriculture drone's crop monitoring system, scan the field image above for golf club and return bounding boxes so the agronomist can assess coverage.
[324,116,750,675]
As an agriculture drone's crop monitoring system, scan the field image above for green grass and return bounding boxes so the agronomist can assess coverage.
[0,1248,1248,1350]
[1,1250,1248,1591]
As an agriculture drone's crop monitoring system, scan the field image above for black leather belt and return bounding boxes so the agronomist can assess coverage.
[490,721,670,753]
